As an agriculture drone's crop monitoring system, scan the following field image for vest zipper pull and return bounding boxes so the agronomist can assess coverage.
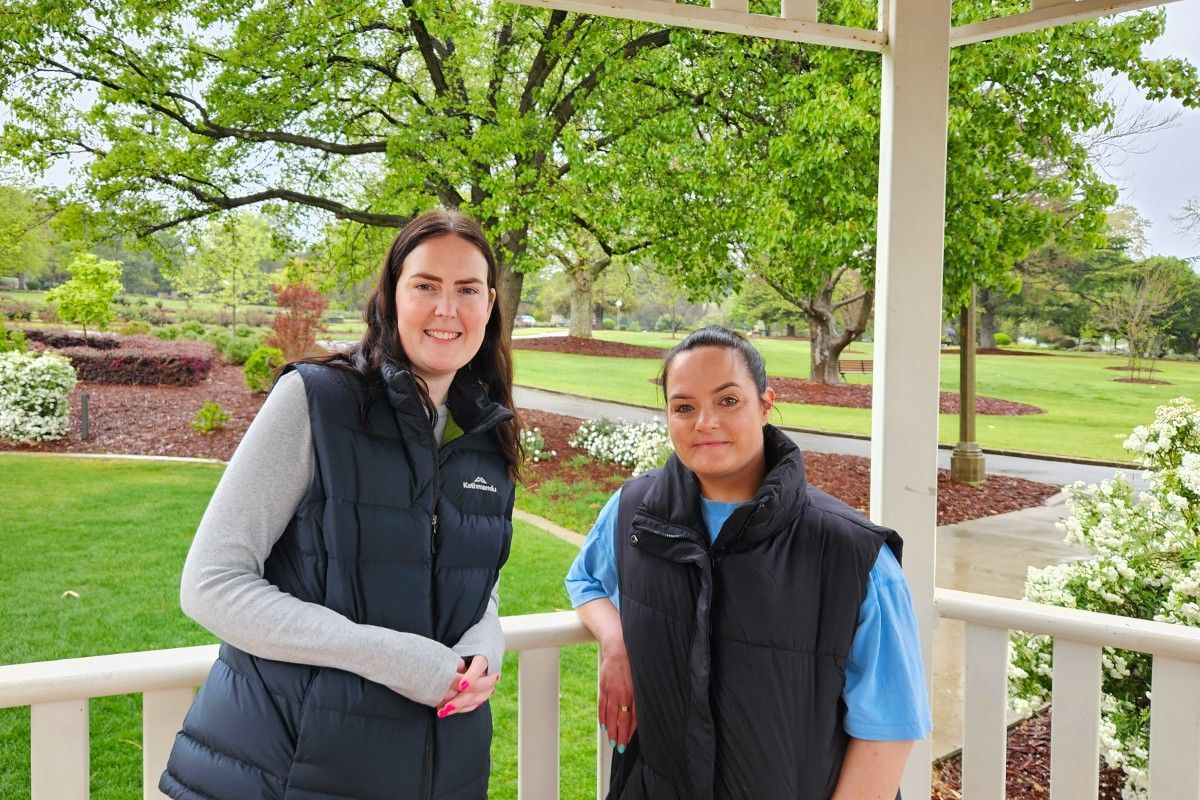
[432,514,439,555]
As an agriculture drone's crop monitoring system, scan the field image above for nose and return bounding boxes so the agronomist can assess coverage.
[695,406,719,432]
[434,289,457,318]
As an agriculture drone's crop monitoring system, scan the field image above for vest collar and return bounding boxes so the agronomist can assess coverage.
[380,362,514,435]
[635,424,808,554]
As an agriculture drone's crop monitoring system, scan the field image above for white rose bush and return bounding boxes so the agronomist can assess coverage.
[1008,397,1200,798]
[0,351,78,442]
[570,418,673,476]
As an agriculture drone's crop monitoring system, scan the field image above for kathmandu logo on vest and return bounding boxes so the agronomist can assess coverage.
[463,475,497,493]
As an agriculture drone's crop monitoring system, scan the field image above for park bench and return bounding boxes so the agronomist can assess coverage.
[838,359,873,381]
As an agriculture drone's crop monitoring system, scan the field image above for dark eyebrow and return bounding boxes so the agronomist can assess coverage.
[408,272,484,286]
[668,381,742,401]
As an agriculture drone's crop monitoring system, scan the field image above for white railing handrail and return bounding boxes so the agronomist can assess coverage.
[0,612,594,710]
[935,587,1200,662]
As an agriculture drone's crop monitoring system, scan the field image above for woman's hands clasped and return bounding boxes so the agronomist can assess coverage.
[437,656,500,718]
[598,644,637,753]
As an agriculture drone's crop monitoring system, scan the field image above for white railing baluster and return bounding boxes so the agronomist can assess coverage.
[518,647,560,800]
[1149,655,1200,799]
[779,0,816,21]
[31,699,89,800]
[1049,639,1101,799]
[710,0,749,13]
[142,686,196,799]
[961,623,1008,800]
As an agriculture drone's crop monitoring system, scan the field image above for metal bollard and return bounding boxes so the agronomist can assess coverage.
[80,392,90,440]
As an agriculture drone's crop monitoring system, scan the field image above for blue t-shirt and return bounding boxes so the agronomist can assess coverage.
[565,488,932,742]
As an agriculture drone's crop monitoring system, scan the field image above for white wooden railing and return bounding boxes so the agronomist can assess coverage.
[936,589,1200,800]
[2,594,1200,799]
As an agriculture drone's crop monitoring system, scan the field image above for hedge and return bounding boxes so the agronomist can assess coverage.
[24,329,122,350]
[57,336,217,386]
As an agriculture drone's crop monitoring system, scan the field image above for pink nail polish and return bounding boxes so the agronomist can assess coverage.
[437,708,447,718]
[460,680,469,691]
[444,704,455,714]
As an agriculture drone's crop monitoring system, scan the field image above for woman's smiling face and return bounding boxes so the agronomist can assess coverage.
[664,346,774,493]
[394,234,495,393]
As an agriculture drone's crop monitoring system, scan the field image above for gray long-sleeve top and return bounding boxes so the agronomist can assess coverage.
[180,370,504,708]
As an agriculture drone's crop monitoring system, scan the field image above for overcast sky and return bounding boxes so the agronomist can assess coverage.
[1111,1,1200,262]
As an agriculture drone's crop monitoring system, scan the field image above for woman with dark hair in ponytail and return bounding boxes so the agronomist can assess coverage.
[161,209,521,800]
[566,326,930,800]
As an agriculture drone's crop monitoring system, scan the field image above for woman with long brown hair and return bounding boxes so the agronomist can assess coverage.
[161,209,521,800]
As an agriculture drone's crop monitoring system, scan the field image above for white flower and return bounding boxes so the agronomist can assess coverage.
[0,352,77,442]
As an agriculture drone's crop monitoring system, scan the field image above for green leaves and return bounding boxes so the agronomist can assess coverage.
[45,252,124,334]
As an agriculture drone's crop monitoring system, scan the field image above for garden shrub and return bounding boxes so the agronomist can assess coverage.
[266,282,329,361]
[993,332,1013,346]
[24,328,121,350]
[190,401,230,434]
[570,418,673,476]
[1,299,34,320]
[1054,335,1078,349]
[520,427,556,463]
[0,351,77,442]
[1008,398,1200,798]
[120,320,151,335]
[243,345,284,393]
[219,335,261,365]
[57,336,217,386]
[1,325,30,353]
[36,305,58,324]
[602,318,616,330]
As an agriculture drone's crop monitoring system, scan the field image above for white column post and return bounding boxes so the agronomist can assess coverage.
[143,687,196,799]
[870,1,952,798]
[518,648,560,800]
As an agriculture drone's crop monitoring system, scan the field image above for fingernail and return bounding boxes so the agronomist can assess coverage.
[617,744,626,754]
[437,708,447,718]
[459,680,469,691]
[609,739,616,748]
[600,724,606,732]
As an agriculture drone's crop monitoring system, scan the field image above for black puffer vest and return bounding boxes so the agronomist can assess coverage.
[161,362,514,800]
[610,425,902,800]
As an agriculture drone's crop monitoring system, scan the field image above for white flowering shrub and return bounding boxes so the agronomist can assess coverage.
[0,351,78,442]
[1008,397,1200,799]
[520,426,556,463]
[570,417,673,476]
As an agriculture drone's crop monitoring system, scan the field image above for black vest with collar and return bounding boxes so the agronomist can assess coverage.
[162,362,514,800]
[610,425,902,800]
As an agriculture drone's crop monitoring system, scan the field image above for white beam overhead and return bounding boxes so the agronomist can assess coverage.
[502,0,884,52]
[951,0,1181,48]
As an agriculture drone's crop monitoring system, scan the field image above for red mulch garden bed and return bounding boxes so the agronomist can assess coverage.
[933,709,1125,799]
[519,409,1057,527]
[512,335,667,359]
[766,377,1043,416]
[516,335,1044,415]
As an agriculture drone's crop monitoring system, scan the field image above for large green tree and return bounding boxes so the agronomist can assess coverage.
[168,213,280,326]
[0,0,702,332]
[0,186,56,289]
[662,5,1197,382]
[45,252,123,339]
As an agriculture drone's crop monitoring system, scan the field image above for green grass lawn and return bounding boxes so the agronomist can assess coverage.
[514,334,1198,462]
[0,455,598,800]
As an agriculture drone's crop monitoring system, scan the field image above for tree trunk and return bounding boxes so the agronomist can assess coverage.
[569,267,593,339]
[495,260,524,339]
[17,273,27,290]
[978,288,997,348]
[807,312,847,385]
[806,285,875,385]
[786,323,796,337]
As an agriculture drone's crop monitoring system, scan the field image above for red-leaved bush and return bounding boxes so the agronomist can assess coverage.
[266,283,329,361]
[57,336,217,386]
[24,328,122,350]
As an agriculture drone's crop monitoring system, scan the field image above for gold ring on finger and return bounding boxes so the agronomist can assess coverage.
[618,705,631,712]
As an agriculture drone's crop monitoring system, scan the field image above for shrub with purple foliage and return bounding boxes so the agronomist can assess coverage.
[24,329,121,350]
[57,335,217,386]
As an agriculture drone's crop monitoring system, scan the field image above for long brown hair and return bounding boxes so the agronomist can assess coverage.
[296,209,522,480]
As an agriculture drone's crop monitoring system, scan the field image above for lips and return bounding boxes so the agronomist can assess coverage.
[693,441,729,448]
[425,330,462,341]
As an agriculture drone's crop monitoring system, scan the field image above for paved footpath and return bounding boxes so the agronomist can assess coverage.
[514,384,1137,758]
